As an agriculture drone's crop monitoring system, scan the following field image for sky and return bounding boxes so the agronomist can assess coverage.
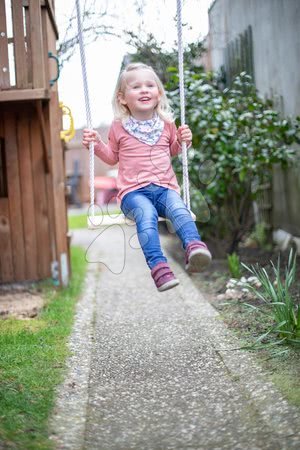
[55,0,214,128]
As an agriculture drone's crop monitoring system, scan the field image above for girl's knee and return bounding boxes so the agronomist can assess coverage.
[166,205,194,232]
[166,203,190,220]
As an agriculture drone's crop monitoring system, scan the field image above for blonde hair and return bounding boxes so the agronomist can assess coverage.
[112,62,174,123]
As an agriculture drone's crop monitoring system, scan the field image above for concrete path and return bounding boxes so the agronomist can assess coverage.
[50,226,300,450]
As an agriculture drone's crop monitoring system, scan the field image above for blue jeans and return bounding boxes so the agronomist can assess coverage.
[120,184,201,269]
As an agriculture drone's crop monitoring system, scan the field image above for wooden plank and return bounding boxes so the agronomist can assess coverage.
[0,0,10,88]
[0,88,49,102]
[17,109,38,280]
[28,0,45,88]
[35,100,50,173]
[30,108,51,278]
[11,0,28,88]
[41,104,56,273]
[4,112,26,281]
[44,0,58,40]
[41,5,50,89]
[45,2,58,92]
[0,136,8,197]
[49,90,69,285]
[248,25,255,84]
[24,3,33,86]
[0,115,14,282]
[40,101,56,269]
[0,198,14,282]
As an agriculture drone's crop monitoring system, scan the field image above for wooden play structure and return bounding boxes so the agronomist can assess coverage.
[0,0,70,286]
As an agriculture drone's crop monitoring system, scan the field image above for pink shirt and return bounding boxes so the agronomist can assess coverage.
[94,120,182,202]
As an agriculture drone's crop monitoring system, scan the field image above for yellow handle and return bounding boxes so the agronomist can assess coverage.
[59,102,75,143]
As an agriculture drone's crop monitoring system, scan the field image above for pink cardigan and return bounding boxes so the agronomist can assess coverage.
[94,120,182,202]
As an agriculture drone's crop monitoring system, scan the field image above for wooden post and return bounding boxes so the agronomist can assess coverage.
[4,112,26,281]
[17,111,39,280]
[46,3,70,286]
[30,109,52,279]
[49,92,69,286]
[29,0,46,88]
[11,0,28,88]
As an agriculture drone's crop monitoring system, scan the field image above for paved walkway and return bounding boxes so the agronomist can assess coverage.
[50,226,300,450]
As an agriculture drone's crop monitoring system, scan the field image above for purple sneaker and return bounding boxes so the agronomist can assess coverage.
[151,262,180,292]
[185,240,212,273]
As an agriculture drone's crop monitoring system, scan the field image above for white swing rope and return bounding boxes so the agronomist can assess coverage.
[76,0,191,222]
[75,0,95,218]
[176,0,191,211]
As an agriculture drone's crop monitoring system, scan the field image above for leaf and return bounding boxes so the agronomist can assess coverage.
[243,303,260,311]
[239,170,247,182]
[166,66,178,72]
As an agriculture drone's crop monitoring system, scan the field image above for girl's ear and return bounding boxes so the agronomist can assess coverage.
[117,91,127,105]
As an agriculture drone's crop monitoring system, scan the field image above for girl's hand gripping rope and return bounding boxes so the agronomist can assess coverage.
[82,128,102,149]
[177,124,192,147]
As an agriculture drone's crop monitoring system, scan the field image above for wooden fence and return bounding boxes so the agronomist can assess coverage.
[224,25,255,87]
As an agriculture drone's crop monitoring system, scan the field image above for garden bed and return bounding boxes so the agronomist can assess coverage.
[166,234,300,408]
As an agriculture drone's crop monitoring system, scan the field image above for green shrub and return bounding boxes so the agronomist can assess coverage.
[168,70,300,253]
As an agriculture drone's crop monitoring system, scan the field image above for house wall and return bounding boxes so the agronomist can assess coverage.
[208,0,300,235]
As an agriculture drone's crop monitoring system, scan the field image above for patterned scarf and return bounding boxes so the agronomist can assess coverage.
[123,114,164,146]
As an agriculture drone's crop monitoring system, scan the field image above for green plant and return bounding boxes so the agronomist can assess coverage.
[167,70,300,253]
[242,249,300,348]
[227,252,242,279]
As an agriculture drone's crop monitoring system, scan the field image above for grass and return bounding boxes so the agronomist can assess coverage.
[0,246,87,449]
[269,355,300,406]
[68,213,89,229]
[68,210,121,229]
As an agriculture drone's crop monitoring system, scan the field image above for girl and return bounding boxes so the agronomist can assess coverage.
[82,63,211,292]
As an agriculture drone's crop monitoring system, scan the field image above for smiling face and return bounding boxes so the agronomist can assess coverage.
[118,69,161,120]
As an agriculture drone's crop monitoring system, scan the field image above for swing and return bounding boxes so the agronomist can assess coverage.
[75,0,195,229]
